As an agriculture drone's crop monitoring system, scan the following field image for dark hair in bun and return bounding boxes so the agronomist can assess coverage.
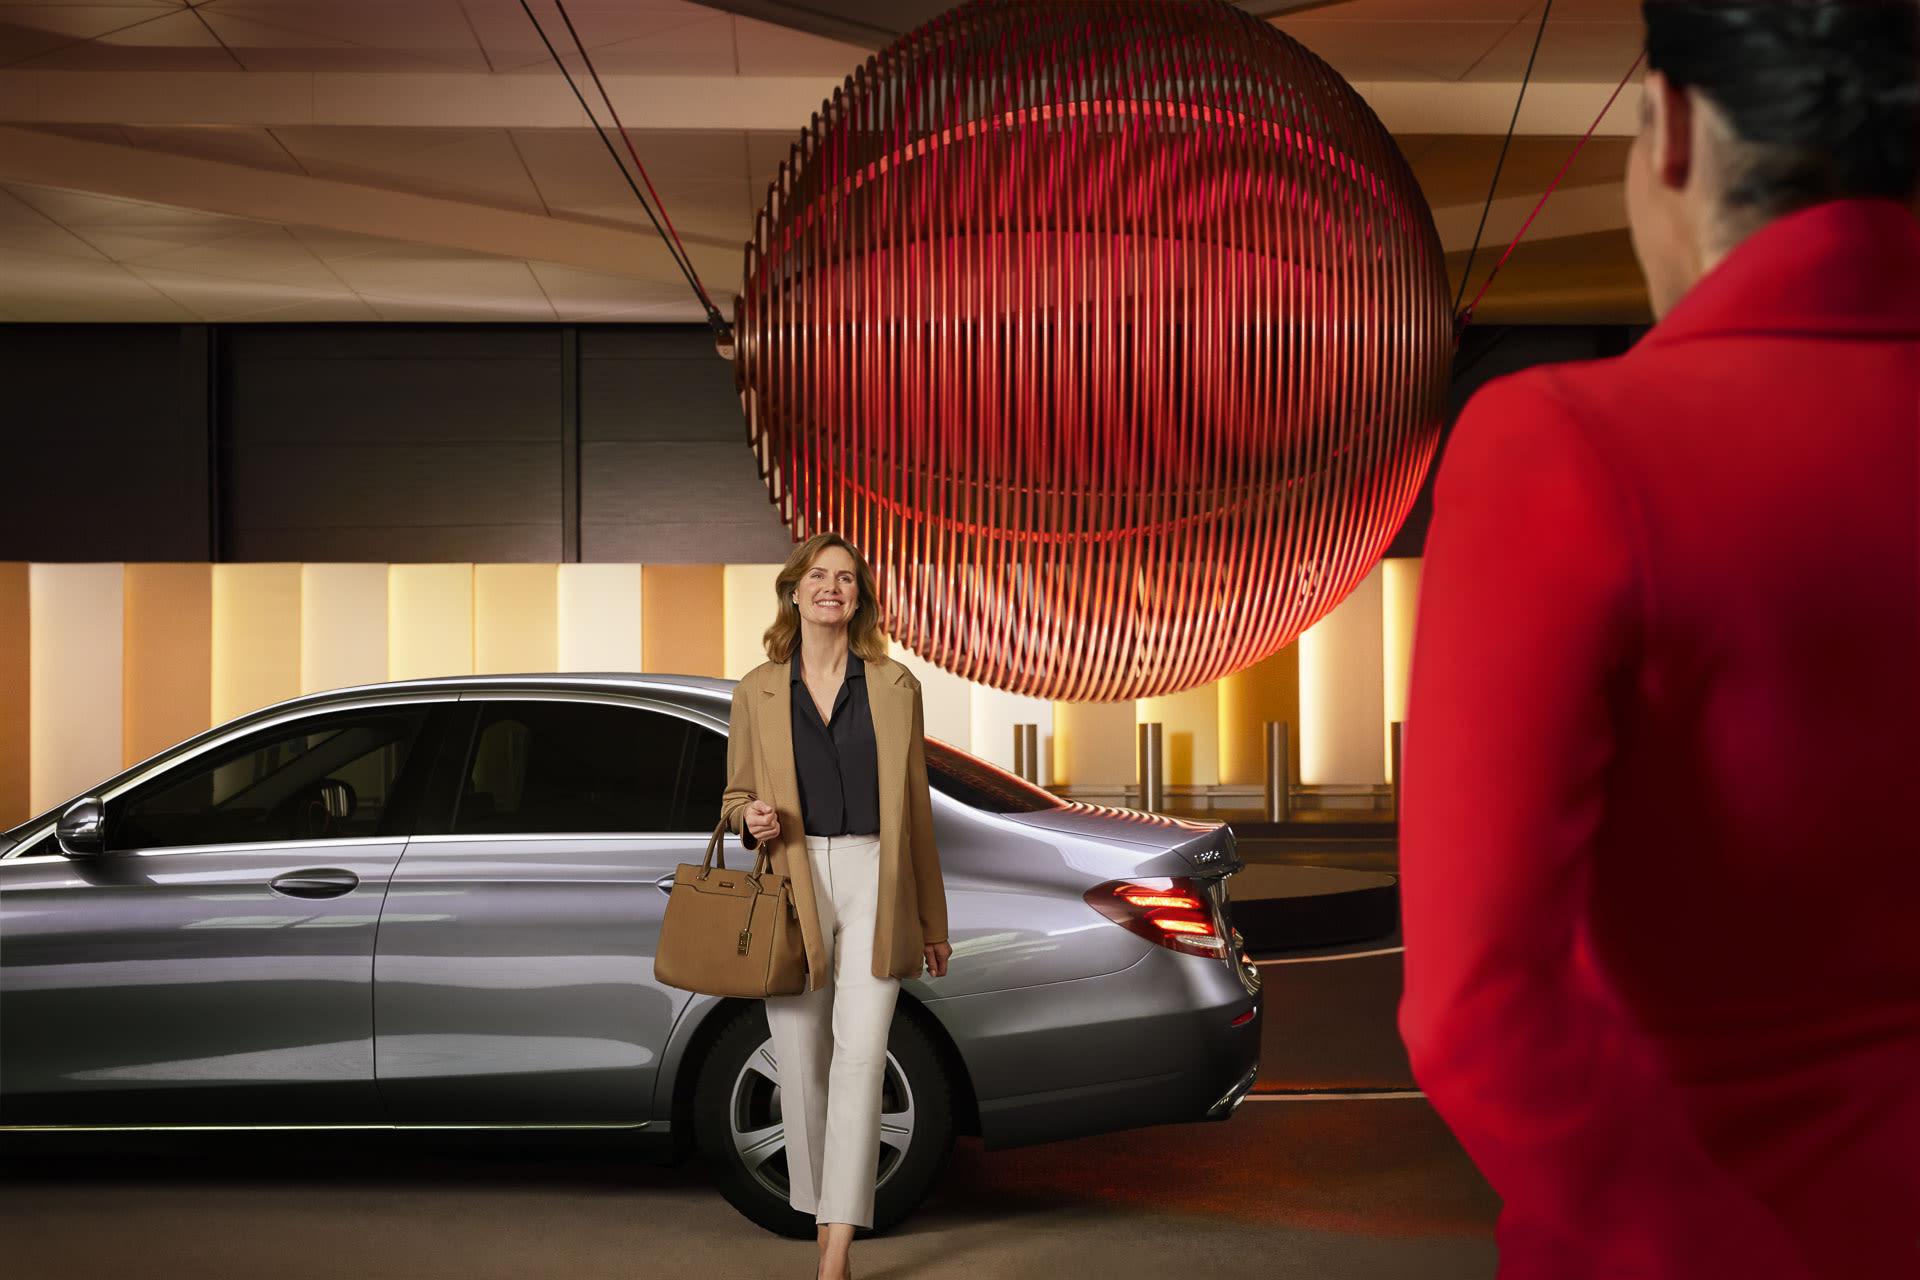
[1643,0,1920,215]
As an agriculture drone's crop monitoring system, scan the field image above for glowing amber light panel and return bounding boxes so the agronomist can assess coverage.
[735,0,1452,701]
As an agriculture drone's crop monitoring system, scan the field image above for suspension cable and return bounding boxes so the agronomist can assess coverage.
[1453,0,1554,326]
[1458,50,1647,329]
[549,0,716,318]
[516,0,731,337]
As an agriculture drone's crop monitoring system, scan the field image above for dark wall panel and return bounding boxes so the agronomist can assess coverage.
[219,326,565,562]
[578,327,792,563]
[2,321,1646,567]
[0,326,210,561]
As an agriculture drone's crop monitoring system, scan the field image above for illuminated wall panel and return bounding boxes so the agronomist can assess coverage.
[301,563,389,695]
[211,562,301,725]
[1218,644,1300,787]
[884,647,972,749]
[1137,685,1220,788]
[122,563,211,767]
[1382,558,1423,783]
[474,564,559,676]
[723,564,783,679]
[30,563,124,814]
[640,565,724,679]
[1299,564,1386,786]
[389,564,474,682]
[970,687,1054,785]
[556,563,643,673]
[1052,700,1136,790]
[0,564,30,827]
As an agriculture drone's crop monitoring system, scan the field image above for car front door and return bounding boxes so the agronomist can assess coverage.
[0,701,443,1126]
[373,694,729,1124]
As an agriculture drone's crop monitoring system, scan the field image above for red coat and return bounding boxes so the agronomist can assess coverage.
[1400,199,1920,1279]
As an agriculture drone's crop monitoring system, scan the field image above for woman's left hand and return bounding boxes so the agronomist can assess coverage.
[922,940,952,979]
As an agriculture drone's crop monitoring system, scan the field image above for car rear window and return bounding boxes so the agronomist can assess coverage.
[924,740,1065,814]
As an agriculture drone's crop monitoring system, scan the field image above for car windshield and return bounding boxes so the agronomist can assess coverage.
[924,739,1065,814]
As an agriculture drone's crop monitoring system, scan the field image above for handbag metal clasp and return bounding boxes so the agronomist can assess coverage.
[737,928,751,955]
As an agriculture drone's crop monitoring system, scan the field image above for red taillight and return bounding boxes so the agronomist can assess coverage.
[1083,877,1227,959]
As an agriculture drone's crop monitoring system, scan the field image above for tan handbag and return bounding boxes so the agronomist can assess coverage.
[654,821,807,999]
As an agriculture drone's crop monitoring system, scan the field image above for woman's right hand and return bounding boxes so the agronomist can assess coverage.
[743,800,781,844]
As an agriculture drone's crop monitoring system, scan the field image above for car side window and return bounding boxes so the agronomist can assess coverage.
[453,701,692,835]
[112,708,431,851]
[678,728,728,832]
[11,831,60,859]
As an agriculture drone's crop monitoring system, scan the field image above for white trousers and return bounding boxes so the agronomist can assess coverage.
[764,833,901,1229]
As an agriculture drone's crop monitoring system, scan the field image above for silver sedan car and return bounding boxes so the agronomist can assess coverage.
[0,674,1262,1234]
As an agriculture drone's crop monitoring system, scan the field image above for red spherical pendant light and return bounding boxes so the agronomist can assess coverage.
[734,0,1452,701]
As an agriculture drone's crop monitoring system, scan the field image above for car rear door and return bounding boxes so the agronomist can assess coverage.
[0,700,445,1126]
[372,693,729,1124]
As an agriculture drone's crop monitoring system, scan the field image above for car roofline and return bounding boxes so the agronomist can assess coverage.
[0,673,738,849]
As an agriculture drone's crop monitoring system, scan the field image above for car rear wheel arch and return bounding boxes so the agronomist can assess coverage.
[681,992,971,1236]
[668,990,979,1156]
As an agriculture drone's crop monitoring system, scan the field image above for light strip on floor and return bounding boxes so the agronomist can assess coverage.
[1254,944,1405,966]
[0,1121,651,1132]
[1243,1090,1425,1102]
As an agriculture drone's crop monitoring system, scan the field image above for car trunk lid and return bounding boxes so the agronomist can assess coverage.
[1003,806,1243,878]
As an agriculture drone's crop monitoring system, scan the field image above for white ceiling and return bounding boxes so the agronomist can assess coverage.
[0,0,1651,323]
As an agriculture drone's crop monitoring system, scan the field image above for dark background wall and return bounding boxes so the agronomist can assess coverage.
[1,322,1642,564]
[0,326,213,562]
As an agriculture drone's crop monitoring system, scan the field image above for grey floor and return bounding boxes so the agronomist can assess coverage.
[0,1097,1498,1279]
[1,837,1501,1280]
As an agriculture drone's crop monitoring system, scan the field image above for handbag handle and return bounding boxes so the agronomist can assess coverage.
[701,818,774,879]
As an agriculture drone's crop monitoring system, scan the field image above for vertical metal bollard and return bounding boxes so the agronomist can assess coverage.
[1013,722,1040,783]
[1390,721,1404,822]
[1137,721,1165,812]
[1263,720,1290,823]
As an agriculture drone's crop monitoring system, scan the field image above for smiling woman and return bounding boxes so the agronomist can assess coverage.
[710,529,950,1280]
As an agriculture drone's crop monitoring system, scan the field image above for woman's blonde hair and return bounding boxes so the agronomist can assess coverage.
[763,532,887,664]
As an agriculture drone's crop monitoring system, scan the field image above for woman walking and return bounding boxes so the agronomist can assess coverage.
[721,532,952,1280]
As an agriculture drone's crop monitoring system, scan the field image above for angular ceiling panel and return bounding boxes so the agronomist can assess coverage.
[119,262,362,318]
[1401,133,1631,209]
[1274,19,1516,81]
[0,4,187,71]
[0,243,201,320]
[536,14,739,76]
[462,0,734,74]
[117,123,309,174]
[202,0,492,71]
[1462,17,1644,82]
[0,0,1652,320]
[273,125,548,213]
[113,224,340,288]
[730,16,868,77]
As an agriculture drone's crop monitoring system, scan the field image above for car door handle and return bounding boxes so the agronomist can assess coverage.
[655,873,678,895]
[270,869,360,899]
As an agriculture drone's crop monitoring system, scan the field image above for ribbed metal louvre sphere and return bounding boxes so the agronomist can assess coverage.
[734,0,1452,701]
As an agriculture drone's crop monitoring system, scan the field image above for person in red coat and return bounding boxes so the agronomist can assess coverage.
[1399,4,1920,1277]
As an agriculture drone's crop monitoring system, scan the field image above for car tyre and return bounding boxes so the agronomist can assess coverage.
[692,1002,955,1239]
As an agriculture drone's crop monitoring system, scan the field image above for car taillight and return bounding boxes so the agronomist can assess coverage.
[1083,877,1227,959]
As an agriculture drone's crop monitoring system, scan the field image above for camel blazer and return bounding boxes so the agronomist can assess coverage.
[721,654,947,988]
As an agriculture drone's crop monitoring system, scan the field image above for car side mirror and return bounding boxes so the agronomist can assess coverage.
[56,797,106,857]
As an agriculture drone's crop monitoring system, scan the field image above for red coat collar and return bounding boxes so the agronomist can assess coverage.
[1640,199,1920,348]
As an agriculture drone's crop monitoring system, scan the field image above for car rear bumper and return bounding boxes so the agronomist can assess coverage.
[924,946,1262,1151]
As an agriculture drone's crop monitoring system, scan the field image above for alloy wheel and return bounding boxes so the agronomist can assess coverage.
[726,1035,918,1201]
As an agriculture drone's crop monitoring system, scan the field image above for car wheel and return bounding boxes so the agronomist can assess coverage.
[692,1002,955,1238]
